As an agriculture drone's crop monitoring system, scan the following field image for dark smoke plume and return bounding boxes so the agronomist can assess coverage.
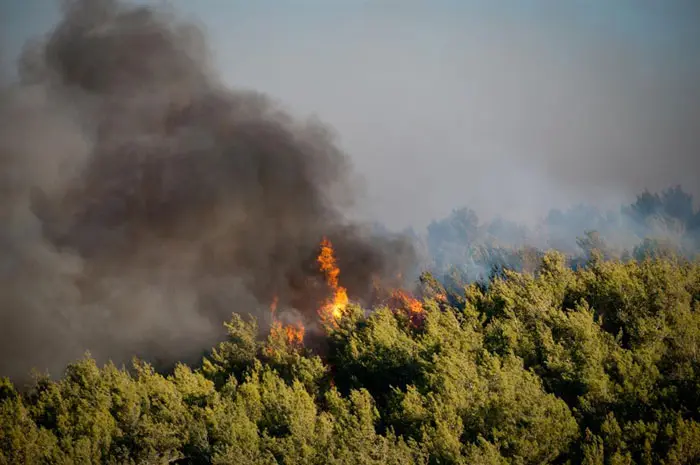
[0,0,415,383]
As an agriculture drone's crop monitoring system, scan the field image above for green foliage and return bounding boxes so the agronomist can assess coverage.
[2,254,700,464]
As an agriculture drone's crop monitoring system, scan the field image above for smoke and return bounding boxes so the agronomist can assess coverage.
[0,0,415,383]
[200,1,699,229]
[422,185,700,289]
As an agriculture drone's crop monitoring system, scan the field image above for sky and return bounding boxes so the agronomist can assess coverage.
[2,0,699,229]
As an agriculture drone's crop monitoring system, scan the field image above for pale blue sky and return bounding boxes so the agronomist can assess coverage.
[2,0,699,227]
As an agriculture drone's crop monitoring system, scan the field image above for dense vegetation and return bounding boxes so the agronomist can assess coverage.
[2,249,700,464]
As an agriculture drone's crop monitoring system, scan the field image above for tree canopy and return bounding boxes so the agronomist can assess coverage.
[3,251,700,464]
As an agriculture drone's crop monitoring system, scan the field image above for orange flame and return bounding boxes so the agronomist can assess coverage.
[268,295,305,348]
[389,289,423,314]
[285,322,305,346]
[388,289,425,326]
[317,237,348,326]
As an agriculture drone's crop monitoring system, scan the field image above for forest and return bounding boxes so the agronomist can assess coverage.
[2,187,700,465]
[2,1,700,463]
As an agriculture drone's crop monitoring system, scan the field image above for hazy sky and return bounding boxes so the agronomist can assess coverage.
[2,0,699,229]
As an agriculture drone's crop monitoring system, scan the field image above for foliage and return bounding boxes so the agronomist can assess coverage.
[2,253,700,464]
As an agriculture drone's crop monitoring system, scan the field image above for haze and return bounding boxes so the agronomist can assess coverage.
[2,0,699,229]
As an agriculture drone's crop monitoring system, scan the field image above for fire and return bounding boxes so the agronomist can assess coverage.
[389,289,423,315]
[318,238,340,288]
[317,237,348,326]
[269,320,305,348]
[268,238,423,336]
[388,289,425,326]
[284,322,305,346]
[268,295,305,348]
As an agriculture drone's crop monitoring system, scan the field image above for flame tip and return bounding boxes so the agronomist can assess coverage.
[317,237,348,327]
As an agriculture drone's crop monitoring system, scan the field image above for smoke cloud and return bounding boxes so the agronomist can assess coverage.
[202,1,699,228]
[0,0,415,383]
